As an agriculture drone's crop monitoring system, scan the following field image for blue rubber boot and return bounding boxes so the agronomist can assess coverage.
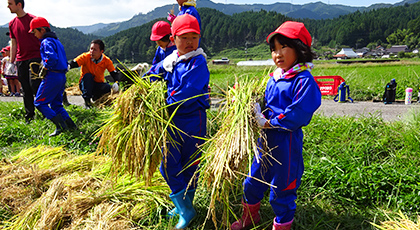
[170,189,196,229]
[168,189,196,217]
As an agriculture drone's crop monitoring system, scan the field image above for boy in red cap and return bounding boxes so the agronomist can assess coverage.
[1,46,21,96]
[159,14,209,229]
[231,21,321,230]
[29,16,77,136]
[144,21,176,77]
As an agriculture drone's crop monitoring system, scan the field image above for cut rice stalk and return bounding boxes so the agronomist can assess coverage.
[195,74,270,228]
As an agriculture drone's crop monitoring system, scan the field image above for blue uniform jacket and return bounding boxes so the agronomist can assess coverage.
[264,70,321,132]
[178,5,201,29]
[146,45,177,76]
[164,54,210,115]
[40,32,67,71]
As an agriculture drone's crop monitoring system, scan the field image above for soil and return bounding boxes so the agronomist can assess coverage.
[1,95,419,122]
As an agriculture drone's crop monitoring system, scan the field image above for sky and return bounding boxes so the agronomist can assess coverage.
[0,0,403,28]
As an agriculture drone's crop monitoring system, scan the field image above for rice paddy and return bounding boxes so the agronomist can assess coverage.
[0,60,420,229]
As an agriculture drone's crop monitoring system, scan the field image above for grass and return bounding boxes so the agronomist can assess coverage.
[1,60,420,229]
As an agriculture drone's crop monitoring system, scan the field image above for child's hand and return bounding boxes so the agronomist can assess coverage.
[167,13,176,23]
[253,103,268,128]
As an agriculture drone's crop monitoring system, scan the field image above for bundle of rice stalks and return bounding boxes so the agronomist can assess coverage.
[65,84,81,96]
[196,75,269,228]
[372,210,420,230]
[95,74,174,186]
[94,91,120,109]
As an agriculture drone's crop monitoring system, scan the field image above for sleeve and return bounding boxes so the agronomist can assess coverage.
[166,57,209,108]
[269,76,321,131]
[152,48,161,65]
[41,39,59,69]
[106,59,115,72]
[74,53,86,66]
[144,60,166,80]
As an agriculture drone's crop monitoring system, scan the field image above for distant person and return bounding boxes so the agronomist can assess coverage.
[8,0,42,123]
[167,0,201,28]
[30,16,77,136]
[68,39,119,108]
[144,21,176,77]
[231,21,321,230]
[1,46,21,96]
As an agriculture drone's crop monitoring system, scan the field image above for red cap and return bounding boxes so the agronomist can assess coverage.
[29,16,50,33]
[5,46,10,51]
[171,14,200,36]
[266,21,312,47]
[150,21,171,41]
[0,48,5,53]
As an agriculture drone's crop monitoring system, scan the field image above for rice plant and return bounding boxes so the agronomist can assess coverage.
[195,74,268,228]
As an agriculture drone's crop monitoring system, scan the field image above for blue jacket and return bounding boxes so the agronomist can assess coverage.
[146,45,177,76]
[178,5,201,29]
[40,32,67,72]
[263,70,321,132]
[164,54,210,115]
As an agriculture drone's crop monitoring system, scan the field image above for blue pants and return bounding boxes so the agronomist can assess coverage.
[34,71,69,120]
[160,109,206,195]
[79,73,111,100]
[243,129,304,223]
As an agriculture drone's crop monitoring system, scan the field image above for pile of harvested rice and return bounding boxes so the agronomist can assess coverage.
[65,84,81,96]
[0,145,172,230]
[372,210,420,230]
[195,75,269,228]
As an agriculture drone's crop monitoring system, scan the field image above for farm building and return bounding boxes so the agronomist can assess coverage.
[333,48,359,59]
[387,45,410,54]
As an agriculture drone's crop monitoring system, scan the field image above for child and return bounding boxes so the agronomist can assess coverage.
[1,46,21,96]
[29,16,77,136]
[231,21,321,230]
[167,0,201,28]
[144,21,176,76]
[160,14,209,229]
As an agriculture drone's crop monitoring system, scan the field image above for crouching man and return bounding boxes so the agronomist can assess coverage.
[68,39,119,108]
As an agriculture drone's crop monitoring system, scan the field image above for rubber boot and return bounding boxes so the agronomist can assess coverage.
[272,218,293,230]
[84,97,93,109]
[170,189,196,229]
[168,189,196,217]
[64,118,78,130]
[50,114,67,136]
[63,91,71,106]
[230,201,261,230]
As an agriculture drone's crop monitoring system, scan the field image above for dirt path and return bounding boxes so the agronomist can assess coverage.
[2,95,419,122]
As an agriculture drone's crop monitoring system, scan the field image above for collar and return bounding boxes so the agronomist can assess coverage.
[270,62,314,81]
[91,54,103,64]
[163,48,206,73]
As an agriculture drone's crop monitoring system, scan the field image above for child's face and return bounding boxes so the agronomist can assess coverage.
[156,40,170,49]
[172,32,200,56]
[271,39,298,71]
[177,0,188,6]
[33,28,44,39]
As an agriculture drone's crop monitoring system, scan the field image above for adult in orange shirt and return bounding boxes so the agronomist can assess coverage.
[68,39,118,108]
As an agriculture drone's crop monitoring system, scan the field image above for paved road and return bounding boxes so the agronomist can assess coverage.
[2,95,419,122]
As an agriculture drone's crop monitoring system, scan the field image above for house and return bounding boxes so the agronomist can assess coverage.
[212,57,230,65]
[387,45,410,55]
[355,47,370,57]
[333,48,359,59]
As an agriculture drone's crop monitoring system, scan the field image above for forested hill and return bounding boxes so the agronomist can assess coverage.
[81,0,420,37]
[104,2,420,63]
[0,26,97,60]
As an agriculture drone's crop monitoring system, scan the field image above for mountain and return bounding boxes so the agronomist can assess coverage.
[81,0,419,37]
[71,23,109,35]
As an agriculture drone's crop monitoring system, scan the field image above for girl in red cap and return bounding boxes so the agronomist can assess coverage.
[231,21,322,230]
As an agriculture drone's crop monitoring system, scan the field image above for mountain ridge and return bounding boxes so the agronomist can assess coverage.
[73,0,419,37]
